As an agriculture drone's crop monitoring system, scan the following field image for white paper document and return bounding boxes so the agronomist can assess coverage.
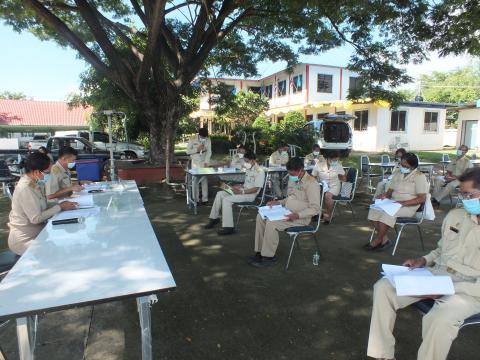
[370,199,402,216]
[52,206,101,221]
[258,205,292,221]
[382,264,433,287]
[321,180,329,192]
[62,194,94,208]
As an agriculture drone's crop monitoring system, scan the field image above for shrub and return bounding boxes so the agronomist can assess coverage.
[210,134,233,154]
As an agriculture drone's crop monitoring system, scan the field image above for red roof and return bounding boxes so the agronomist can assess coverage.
[0,99,92,127]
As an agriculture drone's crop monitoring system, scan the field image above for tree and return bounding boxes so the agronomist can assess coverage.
[1,0,433,163]
[0,91,29,100]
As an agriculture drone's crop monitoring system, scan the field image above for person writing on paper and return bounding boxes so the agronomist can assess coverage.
[46,146,83,200]
[249,157,320,268]
[8,152,78,255]
[205,152,265,235]
[431,145,472,207]
[269,143,290,198]
[186,127,212,205]
[218,144,247,185]
[304,144,324,167]
[312,151,346,224]
[365,152,428,251]
[367,167,480,360]
[374,148,407,197]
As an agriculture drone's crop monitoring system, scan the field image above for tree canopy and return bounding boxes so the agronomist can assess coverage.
[0,91,29,100]
[0,0,444,162]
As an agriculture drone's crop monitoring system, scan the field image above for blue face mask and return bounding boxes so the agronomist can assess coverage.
[38,173,50,184]
[289,175,299,182]
[67,162,76,169]
[399,166,411,174]
[462,198,480,215]
[330,161,338,167]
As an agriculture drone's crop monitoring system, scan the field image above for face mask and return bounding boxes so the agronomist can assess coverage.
[313,151,320,156]
[330,161,338,167]
[244,162,252,169]
[281,151,289,157]
[237,153,244,159]
[289,175,299,182]
[462,198,480,215]
[37,172,50,184]
[399,166,411,174]
[457,149,464,157]
[67,162,76,169]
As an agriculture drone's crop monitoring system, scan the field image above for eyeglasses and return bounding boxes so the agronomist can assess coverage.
[459,190,480,200]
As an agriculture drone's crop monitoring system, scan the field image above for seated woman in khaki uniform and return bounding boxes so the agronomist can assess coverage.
[311,151,346,224]
[8,152,78,255]
[365,152,429,251]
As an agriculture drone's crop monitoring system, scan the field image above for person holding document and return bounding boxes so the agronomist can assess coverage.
[205,152,265,235]
[365,153,428,251]
[8,152,78,255]
[367,167,480,360]
[249,157,320,268]
[374,148,407,197]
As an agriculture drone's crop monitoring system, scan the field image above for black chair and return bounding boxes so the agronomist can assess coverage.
[413,299,480,329]
[330,167,358,223]
[234,176,269,229]
[360,155,381,192]
[0,161,16,200]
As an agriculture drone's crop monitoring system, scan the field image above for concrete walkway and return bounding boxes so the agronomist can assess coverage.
[0,184,478,359]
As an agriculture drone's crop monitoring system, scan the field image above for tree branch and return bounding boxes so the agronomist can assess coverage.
[165,1,200,15]
[130,0,147,26]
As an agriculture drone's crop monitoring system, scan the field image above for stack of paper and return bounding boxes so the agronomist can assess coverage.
[381,264,455,296]
[258,205,292,221]
[61,194,94,209]
[52,206,101,221]
[370,199,402,216]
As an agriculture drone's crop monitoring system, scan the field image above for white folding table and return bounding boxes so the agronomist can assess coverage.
[0,180,176,360]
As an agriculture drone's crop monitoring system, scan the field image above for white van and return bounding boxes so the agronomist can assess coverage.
[304,114,354,157]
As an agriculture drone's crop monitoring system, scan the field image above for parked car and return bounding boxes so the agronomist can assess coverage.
[27,135,49,151]
[304,114,354,157]
[55,130,145,159]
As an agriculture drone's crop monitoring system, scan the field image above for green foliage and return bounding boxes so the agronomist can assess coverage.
[252,116,271,132]
[0,90,29,100]
[210,134,233,154]
[271,112,315,155]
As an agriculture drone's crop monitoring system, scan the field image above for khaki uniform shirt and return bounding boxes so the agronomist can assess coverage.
[280,173,320,221]
[304,153,325,167]
[423,209,480,298]
[8,175,61,253]
[446,156,473,177]
[46,161,72,196]
[312,160,345,191]
[230,154,245,169]
[269,150,289,166]
[243,165,265,192]
[186,135,212,168]
[388,168,429,202]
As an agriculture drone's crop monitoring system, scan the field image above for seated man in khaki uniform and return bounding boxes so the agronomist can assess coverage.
[249,157,320,268]
[432,145,472,206]
[367,167,480,360]
[205,151,265,235]
[304,144,324,168]
[46,146,83,200]
[269,143,290,198]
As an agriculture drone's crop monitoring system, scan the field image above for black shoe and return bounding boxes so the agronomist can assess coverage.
[363,242,381,251]
[431,198,440,208]
[204,218,220,229]
[217,227,235,235]
[249,256,278,268]
[374,240,393,252]
[246,252,262,264]
[200,201,209,206]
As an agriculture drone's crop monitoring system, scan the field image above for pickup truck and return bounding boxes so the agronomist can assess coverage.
[46,136,122,174]
[27,135,49,151]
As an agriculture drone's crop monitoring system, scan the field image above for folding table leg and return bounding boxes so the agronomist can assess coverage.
[16,316,35,360]
[137,295,158,360]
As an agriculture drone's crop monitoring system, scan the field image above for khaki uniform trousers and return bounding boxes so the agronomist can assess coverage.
[209,191,256,228]
[367,277,480,360]
[433,178,460,202]
[192,176,208,202]
[254,214,309,257]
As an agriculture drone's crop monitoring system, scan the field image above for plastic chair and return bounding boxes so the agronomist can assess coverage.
[392,203,427,256]
[282,184,325,270]
[229,149,238,157]
[0,161,16,200]
[441,154,450,175]
[288,144,302,158]
[330,168,358,223]
[381,154,390,165]
[412,299,480,330]
[360,155,381,192]
[234,175,269,229]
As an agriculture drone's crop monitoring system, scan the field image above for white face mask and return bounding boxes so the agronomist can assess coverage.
[238,153,244,159]
[313,151,320,156]
[244,162,252,169]
[281,151,288,157]
[457,149,464,157]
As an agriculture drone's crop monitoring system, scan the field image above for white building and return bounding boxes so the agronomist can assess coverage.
[194,63,451,151]
[454,104,480,150]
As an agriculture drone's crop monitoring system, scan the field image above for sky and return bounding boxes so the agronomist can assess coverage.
[0,22,474,101]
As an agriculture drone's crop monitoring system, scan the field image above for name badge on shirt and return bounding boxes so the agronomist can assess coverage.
[449,226,459,233]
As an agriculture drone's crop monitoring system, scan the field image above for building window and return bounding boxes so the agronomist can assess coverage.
[248,86,262,95]
[225,85,236,95]
[354,110,369,131]
[277,116,284,122]
[390,110,407,132]
[263,85,273,99]
[292,74,303,93]
[277,80,287,97]
[317,74,333,93]
[424,111,438,132]
[306,114,313,121]
[349,77,362,92]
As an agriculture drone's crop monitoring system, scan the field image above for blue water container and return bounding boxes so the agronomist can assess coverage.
[75,159,101,181]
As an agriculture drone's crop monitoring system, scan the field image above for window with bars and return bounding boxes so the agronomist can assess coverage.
[424,112,438,132]
[390,111,407,131]
[317,74,333,93]
[277,80,287,97]
[264,85,273,98]
[349,77,362,92]
[248,86,262,95]
[354,110,369,131]
[292,74,303,93]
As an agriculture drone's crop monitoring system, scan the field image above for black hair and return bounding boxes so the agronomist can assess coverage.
[312,144,321,150]
[244,151,256,160]
[402,152,419,169]
[286,157,304,171]
[460,144,469,151]
[58,146,78,158]
[198,127,208,137]
[326,151,340,159]
[38,146,49,153]
[24,152,51,173]
[458,168,480,190]
[395,148,407,157]
[279,143,289,149]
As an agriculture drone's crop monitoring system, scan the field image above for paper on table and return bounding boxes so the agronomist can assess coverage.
[52,206,101,221]
[258,205,292,221]
[381,264,433,287]
[62,194,94,208]
[395,276,455,296]
[370,199,402,216]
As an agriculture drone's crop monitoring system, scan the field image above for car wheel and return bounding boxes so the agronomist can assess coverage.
[124,151,137,160]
